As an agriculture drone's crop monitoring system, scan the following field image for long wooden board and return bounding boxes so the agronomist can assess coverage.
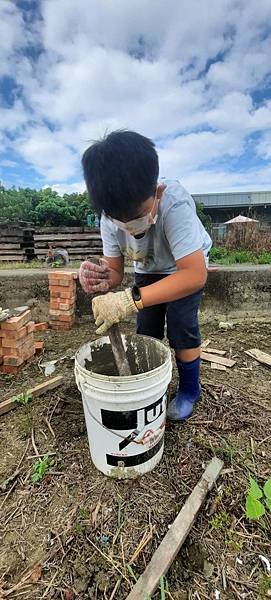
[245,348,271,368]
[126,458,224,600]
[204,348,226,356]
[201,351,236,368]
[0,375,64,416]
[34,233,101,241]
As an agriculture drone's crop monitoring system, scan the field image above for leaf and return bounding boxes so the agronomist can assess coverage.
[30,564,42,583]
[160,576,166,600]
[246,495,265,520]
[248,476,262,499]
[263,479,271,500]
[265,497,271,511]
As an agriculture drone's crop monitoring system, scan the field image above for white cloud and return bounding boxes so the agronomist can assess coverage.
[0,0,26,77]
[51,181,86,195]
[18,126,78,180]
[0,159,17,167]
[256,132,271,160]
[1,0,271,190]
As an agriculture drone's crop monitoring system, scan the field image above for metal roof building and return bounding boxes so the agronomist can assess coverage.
[192,190,271,208]
[192,190,271,226]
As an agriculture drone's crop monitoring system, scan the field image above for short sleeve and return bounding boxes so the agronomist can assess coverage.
[163,199,203,261]
[100,215,122,257]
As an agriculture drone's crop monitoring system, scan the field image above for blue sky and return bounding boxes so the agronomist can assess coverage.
[0,0,271,195]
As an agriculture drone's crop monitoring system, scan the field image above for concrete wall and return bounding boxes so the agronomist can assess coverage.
[1,266,270,322]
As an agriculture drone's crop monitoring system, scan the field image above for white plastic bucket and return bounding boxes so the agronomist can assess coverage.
[74,334,172,479]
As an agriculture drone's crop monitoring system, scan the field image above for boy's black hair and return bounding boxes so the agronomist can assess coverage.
[82,130,159,219]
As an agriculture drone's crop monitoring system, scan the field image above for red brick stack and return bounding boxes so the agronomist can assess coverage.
[48,271,78,331]
[0,309,35,374]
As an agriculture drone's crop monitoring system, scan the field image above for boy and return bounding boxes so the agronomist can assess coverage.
[79,131,211,421]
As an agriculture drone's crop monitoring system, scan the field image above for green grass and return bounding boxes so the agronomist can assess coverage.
[210,247,271,265]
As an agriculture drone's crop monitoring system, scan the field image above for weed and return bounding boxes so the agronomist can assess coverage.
[245,476,271,520]
[31,453,53,484]
[13,392,32,406]
[226,529,243,552]
[258,250,271,264]
[144,577,169,600]
[76,506,89,536]
[209,246,271,265]
[210,510,230,531]
[258,573,271,599]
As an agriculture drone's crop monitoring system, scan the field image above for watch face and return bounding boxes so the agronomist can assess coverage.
[133,286,141,301]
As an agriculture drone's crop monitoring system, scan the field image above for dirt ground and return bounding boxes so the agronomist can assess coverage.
[0,317,271,600]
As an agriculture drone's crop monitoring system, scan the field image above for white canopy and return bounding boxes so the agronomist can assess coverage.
[224,215,259,224]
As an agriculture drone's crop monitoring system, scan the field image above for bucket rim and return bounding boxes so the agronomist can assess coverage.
[74,333,172,382]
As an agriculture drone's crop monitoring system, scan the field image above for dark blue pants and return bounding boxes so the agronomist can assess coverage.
[135,273,203,350]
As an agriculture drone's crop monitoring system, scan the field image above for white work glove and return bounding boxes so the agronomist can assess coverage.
[92,289,138,335]
[0,307,10,322]
[79,259,110,294]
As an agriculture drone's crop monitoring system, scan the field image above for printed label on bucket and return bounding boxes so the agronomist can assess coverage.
[102,394,166,468]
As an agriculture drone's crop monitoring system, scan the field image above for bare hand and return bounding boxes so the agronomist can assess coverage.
[79,259,110,294]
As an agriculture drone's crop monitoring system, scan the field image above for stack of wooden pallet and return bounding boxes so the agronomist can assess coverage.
[33,226,102,261]
[0,222,34,262]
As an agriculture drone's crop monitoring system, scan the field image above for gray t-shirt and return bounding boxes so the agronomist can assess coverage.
[101,180,212,274]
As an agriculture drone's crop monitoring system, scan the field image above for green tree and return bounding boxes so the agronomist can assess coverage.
[195,201,212,232]
[35,197,77,226]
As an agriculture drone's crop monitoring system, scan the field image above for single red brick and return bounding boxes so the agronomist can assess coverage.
[49,279,72,287]
[34,322,49,332]
[49,308,63,316]
[2,336,27,349]
[60,289,76,299]
[2,346,20,357]
[58,314,75,322]
[50,322,73,331]
[3,355,24,366]
[48,271,74,280]
[59,302,75,311]
[0,365,19,374]
[18,340,35,358]
[26,321,35,334]
[35,341,44,353]
[2,326,27,340]
[50,300,61,310]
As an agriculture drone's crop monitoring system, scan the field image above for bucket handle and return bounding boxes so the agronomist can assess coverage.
[82,396,165,447]
[82,396,144,444]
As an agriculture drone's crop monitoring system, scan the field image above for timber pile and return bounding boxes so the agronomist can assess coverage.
[0,222,34,262]
[33,226,102,261]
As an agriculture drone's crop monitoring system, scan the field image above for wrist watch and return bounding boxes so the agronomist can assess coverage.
[131,285,144,310]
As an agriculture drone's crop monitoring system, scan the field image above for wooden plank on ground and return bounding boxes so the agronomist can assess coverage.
[211,362,227,371]
[204,348,226,356]
[0,375,64,416]
[126,457,224,600]
[201,339,210,349]
[244,348,271,368]
[201,351,236,368]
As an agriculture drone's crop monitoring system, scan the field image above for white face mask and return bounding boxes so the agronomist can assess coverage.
[110,195,158,236]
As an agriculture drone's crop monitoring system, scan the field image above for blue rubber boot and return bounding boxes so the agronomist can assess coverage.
[167,357,201,421]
